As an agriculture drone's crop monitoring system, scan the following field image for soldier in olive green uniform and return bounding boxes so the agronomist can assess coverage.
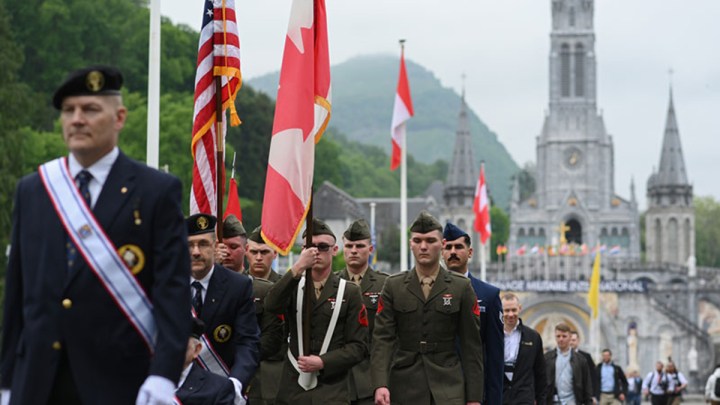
[371,212,484,405]
[264,218,368,405]
[338,219,389,405]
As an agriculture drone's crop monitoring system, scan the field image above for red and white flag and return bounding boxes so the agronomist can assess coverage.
[390,47,414,171]
[261,0,331,254]
[473,163,492,244]
[190,0,242,215]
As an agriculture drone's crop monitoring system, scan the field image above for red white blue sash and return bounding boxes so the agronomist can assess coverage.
[191,308,230,377]
[39,157,157,352]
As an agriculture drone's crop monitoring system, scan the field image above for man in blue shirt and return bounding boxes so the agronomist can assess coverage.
[595,349,627,405]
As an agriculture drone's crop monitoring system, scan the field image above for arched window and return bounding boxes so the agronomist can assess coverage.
[684,218,692,263]
[529,228,536,237]
[574,43,585,97]
[561,44,571,97]
[518,228,526,238]
[654,218,662,263]
[668,218,679,263]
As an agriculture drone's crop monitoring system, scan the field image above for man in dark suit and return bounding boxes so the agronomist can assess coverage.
[1,66,191,405]
[442,222,504,405]
[264,218,368,405]
[338,219,389,405]
[571,330,598,404]
[372,212,484,405]
[501,293,547,404]
[177,318,236,405]
[187,213,260,402]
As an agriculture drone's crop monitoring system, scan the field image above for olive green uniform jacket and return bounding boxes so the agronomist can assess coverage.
[247,277,285,405]
[265,270,369,405]
[338,267,389,402]
[371,267,484,404]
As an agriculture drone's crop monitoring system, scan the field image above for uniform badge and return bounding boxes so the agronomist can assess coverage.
[364,292,380,305]
[117,244,145,275]
[442,294,453,306]
[213,324,232,343]
[78,224,92,239]
[86,70,105,92]
[328,298,336,310]
[477,299,487,312]
[358,305,369,327]
[197,216,209,230]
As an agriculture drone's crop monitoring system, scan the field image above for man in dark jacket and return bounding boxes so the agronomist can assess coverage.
[545,323,592,404]
[571,330,597,404]
[501,293,546,404]
[595,349,628,404]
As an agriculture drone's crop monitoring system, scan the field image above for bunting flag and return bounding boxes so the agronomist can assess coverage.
[390,46,414,170]
[473,163,492,244]
[190,0,242,216]
[587,250,601,319]
[261,0,331,254]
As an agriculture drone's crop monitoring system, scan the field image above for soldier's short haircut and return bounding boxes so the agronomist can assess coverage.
[501,292,520,303]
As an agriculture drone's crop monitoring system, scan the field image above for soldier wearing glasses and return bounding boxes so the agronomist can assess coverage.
[264,218,368,405]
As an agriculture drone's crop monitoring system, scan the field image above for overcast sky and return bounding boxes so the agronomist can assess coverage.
[162,1,719,210]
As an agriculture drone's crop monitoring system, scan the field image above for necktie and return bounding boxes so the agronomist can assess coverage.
[67,170,93,270]
[353,274,362,285]
[192,281,204,316]
[314,281,324,299]
[421,277,433,299]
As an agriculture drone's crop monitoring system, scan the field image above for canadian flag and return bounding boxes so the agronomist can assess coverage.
[390,47,414,170]
[261,0,331,254]
[473,163,492,244]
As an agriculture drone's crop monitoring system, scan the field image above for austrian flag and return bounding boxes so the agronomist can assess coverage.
[261,0,331,254]
[390,47,414,171]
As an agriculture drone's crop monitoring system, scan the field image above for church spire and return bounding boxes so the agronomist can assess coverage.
[653,86,689,187]
[444,76,478,207]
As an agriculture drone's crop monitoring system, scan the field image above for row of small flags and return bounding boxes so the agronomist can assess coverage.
[496,243,622,257]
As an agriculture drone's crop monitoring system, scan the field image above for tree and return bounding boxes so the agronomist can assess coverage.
[489,206,509,261]
[695,196,720,267]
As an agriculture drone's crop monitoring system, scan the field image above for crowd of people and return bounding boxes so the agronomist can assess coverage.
[0,65,710,405]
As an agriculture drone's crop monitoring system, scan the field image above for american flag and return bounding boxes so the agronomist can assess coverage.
[190,0,242,216]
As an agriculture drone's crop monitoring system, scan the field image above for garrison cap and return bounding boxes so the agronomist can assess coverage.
[343,219,371,241]
[222,215,246,238]
[409,211,442,234]
[443,222,470,242]
[186,213,217,236]
[191,317,206,339]
[301,218,335,239]
[53,65,124,109]
[248,226,265,244]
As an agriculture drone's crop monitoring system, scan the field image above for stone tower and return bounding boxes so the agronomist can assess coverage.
[645,89,695,266]
[509,0,640,274]
[441,86,483,265]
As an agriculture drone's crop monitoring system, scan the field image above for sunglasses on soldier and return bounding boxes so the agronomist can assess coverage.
[308,243,332,252]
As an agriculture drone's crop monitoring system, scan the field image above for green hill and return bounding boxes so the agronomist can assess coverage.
[249,54,519,208]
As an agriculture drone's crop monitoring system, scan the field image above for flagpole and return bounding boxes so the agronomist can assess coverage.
[146,0,161,168]
[215,77,224,239]
[399,39,408,273]
[480,240,487,281]
[303,193,314,355]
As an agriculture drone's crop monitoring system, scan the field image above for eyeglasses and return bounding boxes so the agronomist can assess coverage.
[308,243,333,252]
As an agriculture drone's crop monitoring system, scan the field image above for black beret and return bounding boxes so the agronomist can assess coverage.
[222,215,246,238]
[248,226,265,244]
[443,222,469,242]
[344,219,371,241]
[301,218,335,239]
[409,211,442,234]
[191,317,206,339]
[53,65,124,109]
[186,213,217,236]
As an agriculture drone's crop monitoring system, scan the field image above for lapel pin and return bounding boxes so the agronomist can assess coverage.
[121,186,128,194]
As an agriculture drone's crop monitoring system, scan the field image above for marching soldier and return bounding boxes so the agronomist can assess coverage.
[264,218,368,405]
[244,226,285,405]
[187,213,260,403]
[371,211,484,405]
[338,219,389,405]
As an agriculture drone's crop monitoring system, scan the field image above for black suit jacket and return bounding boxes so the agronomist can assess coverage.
[199,265,260,387]
[468,273,504,405]
[1,152,191,405]
[503,320,547,405]
[177,364,235,405]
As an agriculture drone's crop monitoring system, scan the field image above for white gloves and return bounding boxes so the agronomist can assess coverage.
[136,375,175,405]
[229,377,246,405]
[1,389,10,405]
